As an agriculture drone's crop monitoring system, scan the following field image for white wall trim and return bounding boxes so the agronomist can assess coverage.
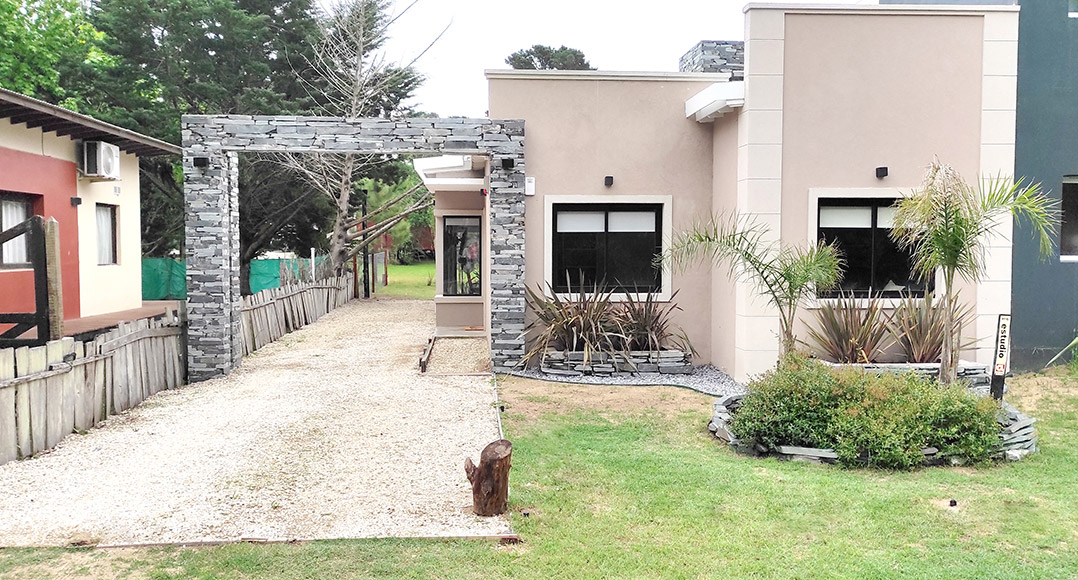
[542,194,673,302]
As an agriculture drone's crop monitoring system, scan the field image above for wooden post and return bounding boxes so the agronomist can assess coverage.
[465,439,512,516]
[43,218,63,340]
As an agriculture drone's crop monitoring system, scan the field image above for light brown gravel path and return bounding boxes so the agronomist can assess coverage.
[0,300,509,547]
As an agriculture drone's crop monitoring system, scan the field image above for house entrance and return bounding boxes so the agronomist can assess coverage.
[181,116,525,381]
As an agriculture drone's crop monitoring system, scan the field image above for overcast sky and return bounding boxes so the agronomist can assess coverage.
[378,0,874,117]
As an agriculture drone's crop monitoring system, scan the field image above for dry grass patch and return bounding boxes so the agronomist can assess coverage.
[1006,367,1078,416]
[497,375,712,423]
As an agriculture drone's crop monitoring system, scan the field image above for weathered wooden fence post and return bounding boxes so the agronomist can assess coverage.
[43,217,63,340]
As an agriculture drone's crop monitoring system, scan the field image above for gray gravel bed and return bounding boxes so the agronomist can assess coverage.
[511,364,745,397]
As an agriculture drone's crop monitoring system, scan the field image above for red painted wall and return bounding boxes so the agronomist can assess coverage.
[0,145,81,321]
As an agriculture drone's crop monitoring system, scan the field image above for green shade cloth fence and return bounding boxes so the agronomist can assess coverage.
[142,257,331,300]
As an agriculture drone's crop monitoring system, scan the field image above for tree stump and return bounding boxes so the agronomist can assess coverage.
[464,439,512,516]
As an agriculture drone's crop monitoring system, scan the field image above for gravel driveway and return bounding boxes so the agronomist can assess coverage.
[0,300,510,547]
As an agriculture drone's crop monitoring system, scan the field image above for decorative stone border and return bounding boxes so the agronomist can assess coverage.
[708,393,1039,464]
[538,349,693,377]
[820,360,992,389]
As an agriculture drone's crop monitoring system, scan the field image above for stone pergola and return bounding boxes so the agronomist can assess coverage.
[181,115,525,381]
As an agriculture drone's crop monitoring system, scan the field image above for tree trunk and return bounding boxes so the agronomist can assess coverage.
[940,272,957,384]
[464,439,512,516]
[327,153,356,274]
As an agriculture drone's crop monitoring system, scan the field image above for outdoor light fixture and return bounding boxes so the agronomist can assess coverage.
[876,166,888,179]
[70,197,82,207]
[604,175,614,187]
[193,157,209,168]
[501,158,515,169]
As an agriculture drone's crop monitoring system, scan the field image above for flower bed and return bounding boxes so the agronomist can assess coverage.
[706,355,1035,468]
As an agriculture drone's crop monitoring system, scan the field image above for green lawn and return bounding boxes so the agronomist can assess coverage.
[375,260,435,300]
[2,372,1077,579]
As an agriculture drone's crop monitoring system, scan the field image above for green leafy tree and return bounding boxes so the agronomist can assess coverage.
[664,214,844,355]
[0,0,99,103]
[890,160,1059,384]
[506,44,595,70]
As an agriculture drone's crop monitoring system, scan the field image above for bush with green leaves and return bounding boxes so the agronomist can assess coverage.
[730,354,999,469]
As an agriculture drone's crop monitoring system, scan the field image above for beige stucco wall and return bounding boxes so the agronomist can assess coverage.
[488,74,718,362]
[76,151,142,317]
[710,114,740,371]
[778,11,996,365]
[0,118,143,317]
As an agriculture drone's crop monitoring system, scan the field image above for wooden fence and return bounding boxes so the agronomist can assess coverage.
[0,310,185,466]
[241,275,356,356]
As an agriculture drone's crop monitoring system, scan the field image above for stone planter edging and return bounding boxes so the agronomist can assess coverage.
[539,349,692,377]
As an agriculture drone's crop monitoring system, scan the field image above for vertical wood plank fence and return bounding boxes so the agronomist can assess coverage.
[241,275,355,356]
[0,309,185,466]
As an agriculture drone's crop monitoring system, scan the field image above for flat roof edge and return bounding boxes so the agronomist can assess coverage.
[743,3,1019,14]
[484,70,732,82]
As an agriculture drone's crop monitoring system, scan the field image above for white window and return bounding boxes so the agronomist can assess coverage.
[1,193,32,267]
[96,204,117,265]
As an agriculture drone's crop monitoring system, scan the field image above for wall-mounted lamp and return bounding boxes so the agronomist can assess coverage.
[70,197,82,207]
[501,158,515,170]
[193,157,210,168]
[875,166,888,179]
[604,175,614,187]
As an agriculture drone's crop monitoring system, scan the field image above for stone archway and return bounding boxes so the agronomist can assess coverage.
[182,115,525,381]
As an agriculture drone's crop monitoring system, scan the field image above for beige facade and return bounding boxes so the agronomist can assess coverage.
[484,4,1019,382]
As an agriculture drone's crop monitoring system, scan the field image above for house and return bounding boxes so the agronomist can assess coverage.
[0,88,180,339]
[879,0,1078,369]
[461,3,1020,382]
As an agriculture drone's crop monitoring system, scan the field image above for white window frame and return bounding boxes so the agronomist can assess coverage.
[543,194,673,302]
[0,192,33,269]
[96,203,118,266]
[806,187,939,309]
[1061,178,1078,262]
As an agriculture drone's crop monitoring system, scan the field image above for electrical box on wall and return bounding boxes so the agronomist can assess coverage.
[525,176,536,196]
[78,141,122,181]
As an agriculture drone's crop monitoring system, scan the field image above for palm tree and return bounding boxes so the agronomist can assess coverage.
[890,160,1059,384]
[662,214,844,355]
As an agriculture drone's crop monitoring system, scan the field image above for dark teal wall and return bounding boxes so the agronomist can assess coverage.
[1012,0,1078,368]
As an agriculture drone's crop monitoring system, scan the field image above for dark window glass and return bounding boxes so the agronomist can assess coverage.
[817,198,929,298]
[551,203,662,293]
[1,192,33,267]
[443,216,481,296]
[1062,183,1078,256]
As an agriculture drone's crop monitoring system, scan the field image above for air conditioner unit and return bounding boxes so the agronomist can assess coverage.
[79,141,122,181]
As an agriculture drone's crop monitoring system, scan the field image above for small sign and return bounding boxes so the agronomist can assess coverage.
[993,314,1011,377]
[991,314,1011,401]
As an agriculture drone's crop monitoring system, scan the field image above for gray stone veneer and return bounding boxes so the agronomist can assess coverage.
[679,41,745,79]
[182,115,525,381]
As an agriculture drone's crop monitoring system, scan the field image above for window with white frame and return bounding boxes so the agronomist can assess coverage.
[1062,181,1078,258]
[551,203,662,293]
[817,198,929,297]
[1070,0,1078,18]
[1,193,33,268]
[442,216,482,296]
[96,203,118,265]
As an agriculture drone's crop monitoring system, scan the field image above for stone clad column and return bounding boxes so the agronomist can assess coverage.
[483,121,526,372]
[182,116,237,381]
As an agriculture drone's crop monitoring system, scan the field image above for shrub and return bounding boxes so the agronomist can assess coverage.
[522,282,627,367]
[617,290,695,354]
[888,291,975,363]
[807,292,894,363]
[730,354,999,469]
